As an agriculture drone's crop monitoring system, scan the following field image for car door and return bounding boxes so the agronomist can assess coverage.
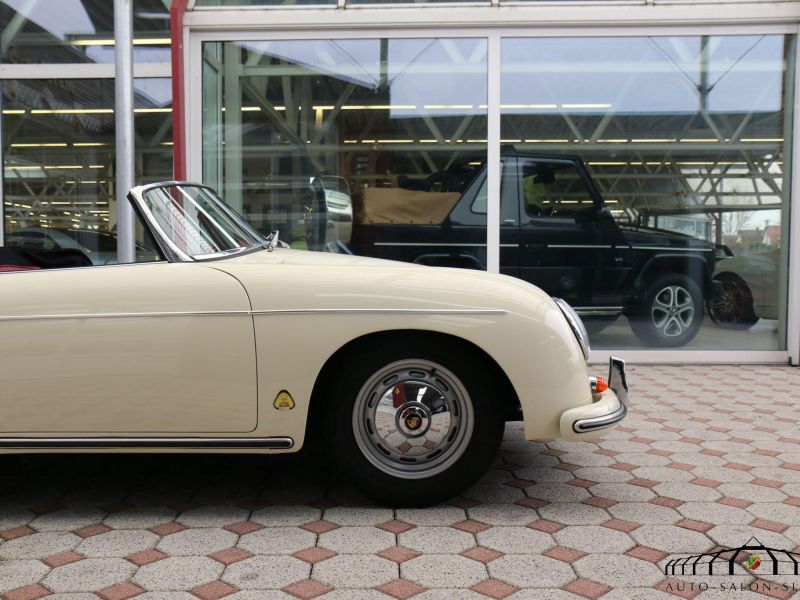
[516,158,614,307]
[446,159,521,277]
[0,262,257,434]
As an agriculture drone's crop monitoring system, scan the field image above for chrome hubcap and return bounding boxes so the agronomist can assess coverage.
[651,284,695,337]
[352,359,474,479]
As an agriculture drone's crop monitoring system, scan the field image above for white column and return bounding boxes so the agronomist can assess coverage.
[0,91,4,247]
[223,42,243,213]
[115,0,135,264]
[786,28,800,365]
[486,34,501,274]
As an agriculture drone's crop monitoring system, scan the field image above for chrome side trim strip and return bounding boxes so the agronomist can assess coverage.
[371,242,711,252]
[0,311,252,322]
[573,356,628,434]
[547,244,612,249]
[0,308,506,322]
[373,242,486,247]
[251,308,507,316]
[0,436,294,449]
[573,306,623,317]
[373,242,518,248]
[628,246,712,252]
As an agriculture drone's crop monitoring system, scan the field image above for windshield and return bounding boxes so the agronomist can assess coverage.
[140,185,265,259]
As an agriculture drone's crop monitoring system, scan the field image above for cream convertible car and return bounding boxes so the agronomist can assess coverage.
[0,183,628,505]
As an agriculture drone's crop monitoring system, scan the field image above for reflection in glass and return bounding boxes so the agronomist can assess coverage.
[521,162,594,217]
[501,35,795,350]
[0,0,171,64]
[2,78,173,262]
[202,37,488,266]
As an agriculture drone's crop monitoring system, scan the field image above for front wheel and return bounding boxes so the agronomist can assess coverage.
[324,337,504,506]
[630,273,704,347]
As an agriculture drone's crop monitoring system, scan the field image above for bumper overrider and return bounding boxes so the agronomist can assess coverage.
[559,356,629,439]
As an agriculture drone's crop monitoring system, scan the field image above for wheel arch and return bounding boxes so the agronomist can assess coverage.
[305,329,521,441]
[713,269,753,291]
[636,253,713,297]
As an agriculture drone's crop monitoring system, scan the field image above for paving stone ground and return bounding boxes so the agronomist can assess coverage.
[1,364,800,599]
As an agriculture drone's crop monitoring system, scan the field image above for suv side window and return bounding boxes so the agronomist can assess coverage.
[450,160,518,226]
[470,179,487,215]
[521,161,596,218]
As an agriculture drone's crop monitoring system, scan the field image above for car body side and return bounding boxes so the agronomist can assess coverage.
[213,249,597,449]
[0,247,602,450]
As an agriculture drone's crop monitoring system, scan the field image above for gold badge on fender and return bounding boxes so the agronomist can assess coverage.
[273,390,295,410]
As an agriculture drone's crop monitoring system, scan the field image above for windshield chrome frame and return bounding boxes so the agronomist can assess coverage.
[128,181,266,263]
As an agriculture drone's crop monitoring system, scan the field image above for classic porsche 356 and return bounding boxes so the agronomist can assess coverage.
[0,183,627,505]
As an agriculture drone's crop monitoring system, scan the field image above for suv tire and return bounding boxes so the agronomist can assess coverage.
[630,273,703,347]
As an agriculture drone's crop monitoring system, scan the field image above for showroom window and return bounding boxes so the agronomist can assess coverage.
[2,78,117,239]
[0,0,173,263]
[0,0,172,64]
[195,31,794,353]
[501,34,794,350]
[202,37,488,265]
[1,77,173,264]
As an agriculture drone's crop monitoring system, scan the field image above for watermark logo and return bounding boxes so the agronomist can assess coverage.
[665,537,799,577]
[745,554,761,571]
[662,537,800,595]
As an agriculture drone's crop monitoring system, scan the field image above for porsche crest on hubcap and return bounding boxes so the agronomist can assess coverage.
[352,359,474,479]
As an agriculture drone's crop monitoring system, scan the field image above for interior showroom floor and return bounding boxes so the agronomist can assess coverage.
[1,364,799,600]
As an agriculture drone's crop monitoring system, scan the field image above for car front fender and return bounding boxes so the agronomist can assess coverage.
[210,255,596,449]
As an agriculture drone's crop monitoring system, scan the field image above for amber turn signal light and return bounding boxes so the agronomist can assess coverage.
[589,376,609,394]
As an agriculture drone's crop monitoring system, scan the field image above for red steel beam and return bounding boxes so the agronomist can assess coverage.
[170,0,190,181]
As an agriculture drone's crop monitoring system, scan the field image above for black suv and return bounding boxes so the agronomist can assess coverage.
[331,151,716,347]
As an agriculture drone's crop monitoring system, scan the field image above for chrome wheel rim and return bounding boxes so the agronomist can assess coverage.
[651,284,695,338]
[352,359,474,480]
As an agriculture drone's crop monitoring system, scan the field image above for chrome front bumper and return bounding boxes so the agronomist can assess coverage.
[559,356,629,439]
[574,357,628,433]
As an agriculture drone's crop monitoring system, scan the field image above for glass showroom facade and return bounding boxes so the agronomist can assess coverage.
[0,0,173,259]
[193,28,796,355]
[2,0,800,360]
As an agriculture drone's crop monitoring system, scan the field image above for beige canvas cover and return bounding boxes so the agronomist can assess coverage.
[360,187,461,225]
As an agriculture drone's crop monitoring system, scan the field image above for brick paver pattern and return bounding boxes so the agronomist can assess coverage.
[1,365,800,599]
